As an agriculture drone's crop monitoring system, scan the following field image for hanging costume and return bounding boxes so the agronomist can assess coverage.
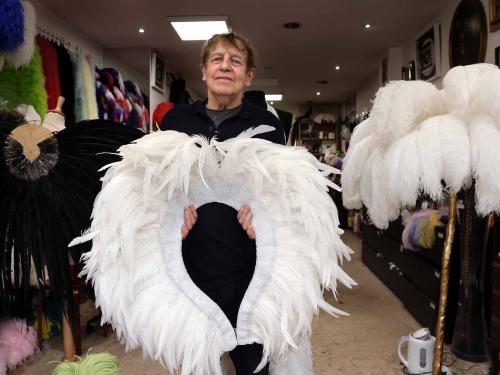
[73,122,355,374]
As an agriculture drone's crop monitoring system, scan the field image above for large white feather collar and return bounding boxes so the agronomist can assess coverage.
[74,127,355,375]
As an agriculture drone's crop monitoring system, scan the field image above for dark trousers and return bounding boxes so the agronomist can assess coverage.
[202,279,269,375]
[230,343,270,374]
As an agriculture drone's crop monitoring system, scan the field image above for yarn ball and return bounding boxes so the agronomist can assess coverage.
[0,0,24,53]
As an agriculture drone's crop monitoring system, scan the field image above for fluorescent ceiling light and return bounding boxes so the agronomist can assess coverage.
[170,17,229,41]
[265,94,283,101]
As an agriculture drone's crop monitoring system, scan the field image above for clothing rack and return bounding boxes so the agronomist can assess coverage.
[36,26,102,66]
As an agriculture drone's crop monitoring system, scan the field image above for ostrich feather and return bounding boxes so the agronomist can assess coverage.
[77,131,354,374]
[468,114,500,215]
[348,118,373,148]
[370,80,446,147]
[442,63,498,117]
[384,131,421,207]
[341,134,377,209]
[360,147,399,229]
[472,68,500,125]
[415,115,470,201]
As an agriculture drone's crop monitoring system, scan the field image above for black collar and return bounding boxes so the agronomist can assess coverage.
[191,98,253,119]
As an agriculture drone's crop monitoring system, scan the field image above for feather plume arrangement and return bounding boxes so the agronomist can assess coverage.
[74,127,355,375]
[0,0,24,54]
[0,120,143,320]
[51,352,120,375]
[0,319,38,374]
[342,63,500,229]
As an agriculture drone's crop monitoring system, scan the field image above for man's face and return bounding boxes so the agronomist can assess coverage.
[202,42,255,99]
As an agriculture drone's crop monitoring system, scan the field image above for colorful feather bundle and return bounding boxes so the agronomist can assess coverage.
[0,46,48,118]
[0,319,38,375]
[0,0,24,53]
[2,1,37,69]
[402,209,446,251]
[342,63,500,229]
[73,126,354,374]
[52,352,120,375]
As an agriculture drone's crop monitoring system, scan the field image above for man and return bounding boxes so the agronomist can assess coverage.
[160,32,285,374]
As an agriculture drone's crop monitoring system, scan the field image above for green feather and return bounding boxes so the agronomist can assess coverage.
[52,352,120,375]
[0,46,48,118]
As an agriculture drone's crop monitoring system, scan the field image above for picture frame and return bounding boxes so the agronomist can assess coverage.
[151,51,166,93]
[381,57,388,86]
[401,61,416,81]
[449,0,487,67]
[415,24,441,82]
[490,0,500,32]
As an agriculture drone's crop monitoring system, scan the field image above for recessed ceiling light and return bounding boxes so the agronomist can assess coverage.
[270,101,274,105]
[365,23,371,29]
[335,65,340,70]
[316,92,321,96]
[265,94,283,101]
[139,28,145,33]
[170,17,229,41]
[283,22,301,29]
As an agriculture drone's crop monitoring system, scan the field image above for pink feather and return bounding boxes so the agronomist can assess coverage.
[0,319,39,370]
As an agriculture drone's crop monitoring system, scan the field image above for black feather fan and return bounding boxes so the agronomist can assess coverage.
[0,120,144,320]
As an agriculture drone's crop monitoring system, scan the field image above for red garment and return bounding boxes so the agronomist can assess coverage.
[152,101,174,129]
[36,35,61,110]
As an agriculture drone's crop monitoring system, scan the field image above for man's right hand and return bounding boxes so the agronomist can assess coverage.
[181,204,198,239]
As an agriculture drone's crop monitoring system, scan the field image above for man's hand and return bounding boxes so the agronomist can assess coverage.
[237,204,256,240]
[181,204,198,239]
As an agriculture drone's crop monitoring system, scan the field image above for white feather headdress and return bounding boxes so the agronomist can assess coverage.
[73,128,355,375]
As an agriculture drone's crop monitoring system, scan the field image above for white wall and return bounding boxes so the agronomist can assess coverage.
[352,0,500,114]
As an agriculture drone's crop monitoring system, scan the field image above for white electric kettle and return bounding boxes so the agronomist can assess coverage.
[397,327,435,374]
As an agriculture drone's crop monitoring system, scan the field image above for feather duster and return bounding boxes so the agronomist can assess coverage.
[369,80,447,147]
[75,128,355,375]
[5,1,36,69]
[468,114,500,215]
[0,46,48,118]
[0,319,38,372]
[0,120,143,320]
[0,0,24,53]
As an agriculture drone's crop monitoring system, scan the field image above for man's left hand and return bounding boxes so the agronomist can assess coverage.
[237,204,256,240]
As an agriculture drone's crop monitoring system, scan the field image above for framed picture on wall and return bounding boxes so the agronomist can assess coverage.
[151,51,166,93]
[449,0,487,67]
[415,24,441,81]
[381,57,388,86]
[490,0,500,32]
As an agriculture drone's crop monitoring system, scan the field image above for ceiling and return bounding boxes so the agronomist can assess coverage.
[38,0,451,105]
